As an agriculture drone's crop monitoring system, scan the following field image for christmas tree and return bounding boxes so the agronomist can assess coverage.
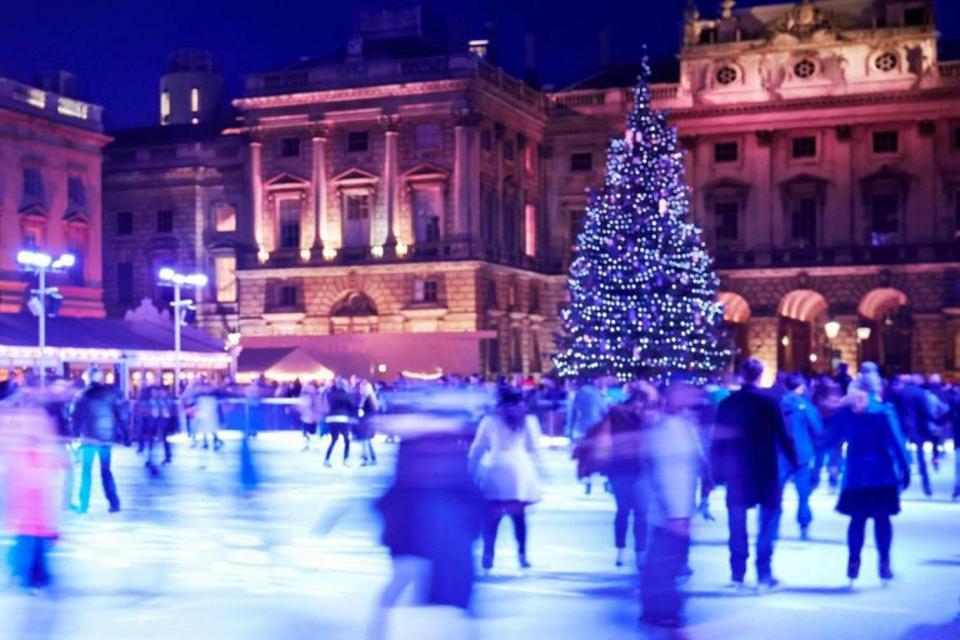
[553,58,730,384]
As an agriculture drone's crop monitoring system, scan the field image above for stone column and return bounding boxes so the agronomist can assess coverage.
[453,109,481,239]
[311,126,328,255]
[381,115,400,254]
[249,136,267,262]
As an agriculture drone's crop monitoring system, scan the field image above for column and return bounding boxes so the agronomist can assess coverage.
[311,127,328,256]
[249,136,267,262]
[453,110,482,238]
[381,115,400,254]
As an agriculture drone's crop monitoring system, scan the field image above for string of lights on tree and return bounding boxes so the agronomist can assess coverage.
[553,56,731,384]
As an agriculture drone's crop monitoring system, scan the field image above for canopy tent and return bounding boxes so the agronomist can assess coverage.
[236,347,334,383]
[239,331,495,381]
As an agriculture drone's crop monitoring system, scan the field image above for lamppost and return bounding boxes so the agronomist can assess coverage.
[824,318,841,373]
[16,250,75,390]
[157,267,208,396]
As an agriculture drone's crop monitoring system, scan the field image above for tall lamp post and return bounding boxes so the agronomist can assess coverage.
[157,267,208,396]
[824,318,841,373]
[16,249,75,390]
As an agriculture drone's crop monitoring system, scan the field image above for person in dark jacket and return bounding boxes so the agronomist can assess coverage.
[70,367,122,513]
[713,358,798,588]
[604,382,657,568]
[824,369,910,583]
[324,378,356,467]
[780,374,823,540]
[890,374,935,496]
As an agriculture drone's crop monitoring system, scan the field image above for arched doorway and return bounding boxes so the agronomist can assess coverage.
[718,291,751,369]
[777,289,829,374]
[330,291,379,334]
[857,288,911,375]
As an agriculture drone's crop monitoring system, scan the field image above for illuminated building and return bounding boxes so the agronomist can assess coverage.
[0,72,109,317]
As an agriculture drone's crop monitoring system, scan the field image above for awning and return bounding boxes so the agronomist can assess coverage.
[239,331,495,380]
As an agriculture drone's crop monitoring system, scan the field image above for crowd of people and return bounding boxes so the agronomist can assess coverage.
[0,358,958,632]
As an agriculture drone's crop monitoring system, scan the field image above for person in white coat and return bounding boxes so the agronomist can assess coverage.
[468,386,543,572]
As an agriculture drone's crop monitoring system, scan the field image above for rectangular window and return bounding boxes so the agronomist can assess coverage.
[67,176,86,206]
[279,199,301,249]
[347,131,369,153]
[117,211,133,235]
[160,91,170,124]
[346,194,371,221]
[23,167,43,200]
[524,204,537,257]
[791,136,817,159]
[714,142,739,163]
[117,262,134,305]
[873,130,899,154]
[280,137,300,158]
[791,197,817,247]
[715,201,739,241]
[157,209,174,233]
[415,123,442,151]
[214,203,237,232]
[481,129,493,152]
[414,279,439,303]
[871,194,899,240]
[214,255,237,303]
[570,152,593,172]
[279,285,298,308]
[190,87,200,113]
[412,187,442,243]
[503,140,515,162]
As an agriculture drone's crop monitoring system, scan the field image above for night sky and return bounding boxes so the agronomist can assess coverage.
[2,0,959,131]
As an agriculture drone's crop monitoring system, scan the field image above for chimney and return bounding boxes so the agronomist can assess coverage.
[523,33,539,88]
[598,29,611,68]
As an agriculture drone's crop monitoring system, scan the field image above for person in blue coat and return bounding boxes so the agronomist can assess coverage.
[713,358,798,589]
[780,374,823,540]
[823,367,910,584]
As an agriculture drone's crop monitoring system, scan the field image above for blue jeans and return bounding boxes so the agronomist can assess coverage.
[78,444,120,513]
[727,504,782,582]
[8,536,53,588]
[787,466,813,530]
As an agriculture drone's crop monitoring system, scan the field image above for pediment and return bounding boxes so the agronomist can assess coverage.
[402,163,449,182]
[332,167,380,185]
[702,177,751,192]
[264,172,311,188]
[63,209,91,225]
[860,165,912,186]
[18,203,47,218]
[779,173,830,188]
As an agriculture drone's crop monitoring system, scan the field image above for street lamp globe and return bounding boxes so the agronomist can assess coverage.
[824,320,841,341]
[856,326,872,342]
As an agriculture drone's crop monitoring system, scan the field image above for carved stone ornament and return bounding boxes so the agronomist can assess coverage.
[379,113,401,133]
[769,3,837,42]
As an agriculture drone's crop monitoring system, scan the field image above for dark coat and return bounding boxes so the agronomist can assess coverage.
[825,399,910,491]
[71,383,122,444]
[712,384,798,509]
[890,383,932,442]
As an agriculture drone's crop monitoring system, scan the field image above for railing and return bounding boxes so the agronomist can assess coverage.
[0,77,103,130]
[240,238,565,274]
[549,83,679,114]
[939,61,960,79]
[246,54,547,111]
[713,242,960,270]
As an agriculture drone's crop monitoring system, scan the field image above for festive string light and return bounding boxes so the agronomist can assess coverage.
[553,56,731,384]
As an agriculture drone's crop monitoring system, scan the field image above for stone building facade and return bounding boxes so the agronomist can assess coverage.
[102,51,247,338]
[101,0,960,379]
[227,6,561,376]
[548,0,960,379]
[0,74,108,317]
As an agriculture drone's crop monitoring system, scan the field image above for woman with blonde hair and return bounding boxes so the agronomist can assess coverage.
[824,366,910,584]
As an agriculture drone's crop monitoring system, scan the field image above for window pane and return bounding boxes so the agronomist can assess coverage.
[118,262,134,304]
[157,210,174,233]
[215,256,237,303]
[280,137,300,157]
[791,137,816,159]
[714,142,738,163]
[791,197,817,246]
[570,152,592,172]
[873,131,899,154]
[214,203,237,232]
[117,211,133,235]
[715,201,739,241]
[279,200,301,249]
[68,176,86,206]
[347,131,369,152]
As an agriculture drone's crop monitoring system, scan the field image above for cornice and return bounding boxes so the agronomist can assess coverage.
[234,79,472,111]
